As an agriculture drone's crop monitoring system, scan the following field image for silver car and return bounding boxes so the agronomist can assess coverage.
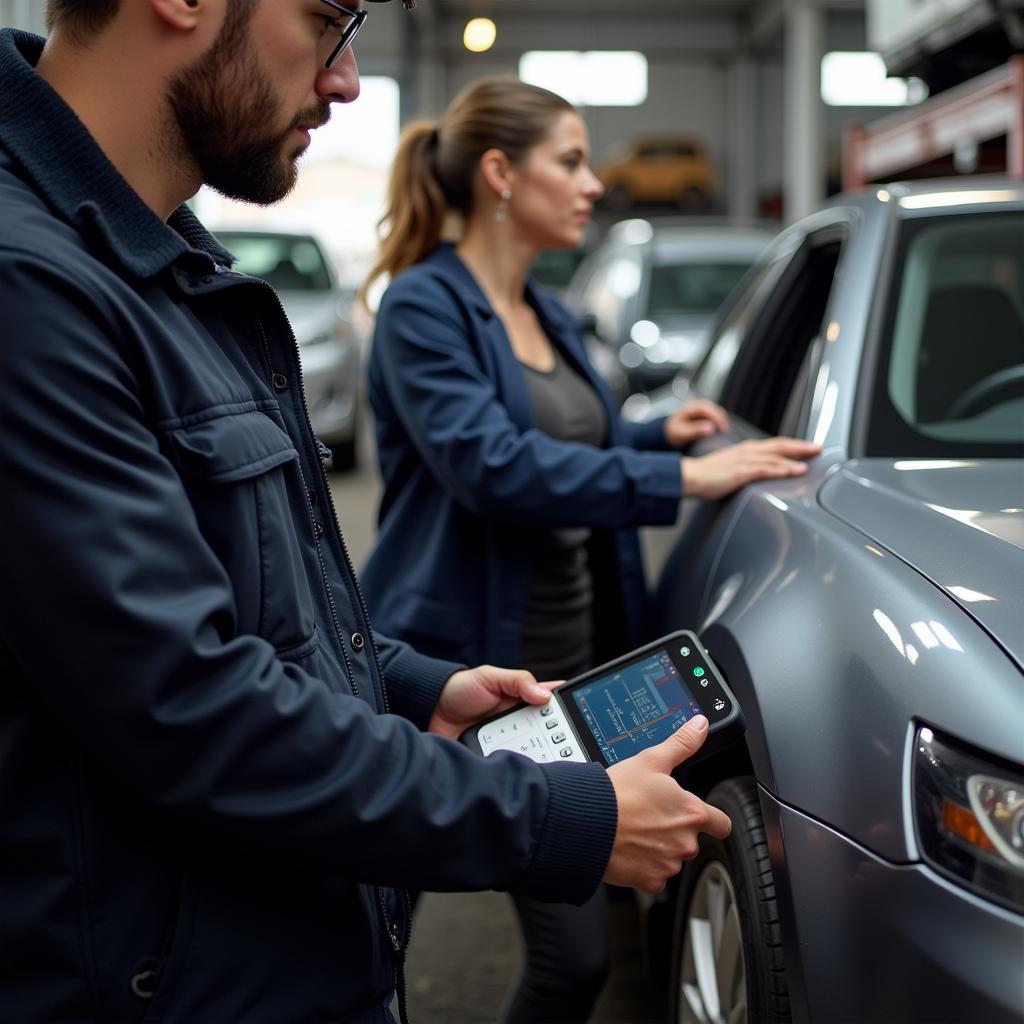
[216,229,362,470]
[630,180,1024,1022]
[565,218,772,396]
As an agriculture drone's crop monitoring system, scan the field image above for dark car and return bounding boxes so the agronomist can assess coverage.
[215,229,363,469]
[626,180,1024,1022]
[565,219,771,397]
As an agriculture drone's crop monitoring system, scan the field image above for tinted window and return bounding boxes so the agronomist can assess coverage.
[867,213,1024,455]
[690,241,798,402]
[223,235,332,292]
[645,262,753,317]
[690,227,844,437]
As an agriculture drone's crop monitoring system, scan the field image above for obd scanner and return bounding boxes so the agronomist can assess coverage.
[460,630,744,768]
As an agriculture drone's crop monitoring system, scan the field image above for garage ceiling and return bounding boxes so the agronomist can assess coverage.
[434,0,864,15]
[436,0,754,14]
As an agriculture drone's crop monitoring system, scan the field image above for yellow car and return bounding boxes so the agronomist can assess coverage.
[596,136,715,211]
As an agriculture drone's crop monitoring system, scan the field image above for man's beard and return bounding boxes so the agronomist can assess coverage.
[167,8,327,205]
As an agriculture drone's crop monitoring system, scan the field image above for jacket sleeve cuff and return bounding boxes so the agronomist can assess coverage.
[376,635,465,729]
[631,451,684,525]
[622,416,672,451]
[514,761,618,905]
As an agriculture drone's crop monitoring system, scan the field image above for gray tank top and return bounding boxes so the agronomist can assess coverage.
[518,344,607,680]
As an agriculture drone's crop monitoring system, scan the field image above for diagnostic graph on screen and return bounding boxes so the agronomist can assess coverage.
[570,651,703,764]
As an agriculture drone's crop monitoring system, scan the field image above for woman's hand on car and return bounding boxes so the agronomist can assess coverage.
[663,399,731,448]
[682,437,822,500]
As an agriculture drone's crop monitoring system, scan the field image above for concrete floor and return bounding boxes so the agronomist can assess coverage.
[328,441,667,1024]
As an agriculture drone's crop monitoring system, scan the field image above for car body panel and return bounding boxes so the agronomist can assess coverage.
[820,461,1024,676]
[662,453,1023,863]
[762,789,1024,1023]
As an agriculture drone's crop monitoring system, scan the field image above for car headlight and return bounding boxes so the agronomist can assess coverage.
[914,725,1024,913]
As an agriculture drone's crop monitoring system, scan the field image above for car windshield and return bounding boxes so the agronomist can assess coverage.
[645,261,752,318]
[867,211,1024,457]
[223,235,332,292]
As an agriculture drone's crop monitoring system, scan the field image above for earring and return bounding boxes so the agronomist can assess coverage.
[495,189,511,223]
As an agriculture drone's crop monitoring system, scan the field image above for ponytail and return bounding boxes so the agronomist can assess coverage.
[360,121,447,307]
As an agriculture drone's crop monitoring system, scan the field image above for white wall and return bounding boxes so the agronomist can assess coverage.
[0,0,46,32]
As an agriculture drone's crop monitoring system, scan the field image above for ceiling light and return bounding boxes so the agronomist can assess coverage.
[464,18,496,53]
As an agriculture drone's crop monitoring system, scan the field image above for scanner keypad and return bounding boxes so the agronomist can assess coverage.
[476,700,586,763]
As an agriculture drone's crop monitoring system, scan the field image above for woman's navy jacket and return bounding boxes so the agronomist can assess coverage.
[362,245,684,670]
[0,31,618,1024]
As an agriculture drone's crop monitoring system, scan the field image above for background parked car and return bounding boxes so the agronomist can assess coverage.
[626,179,1024,1022]
[564,218,771,397]
[215,229,363,470]
[596,136,716,212]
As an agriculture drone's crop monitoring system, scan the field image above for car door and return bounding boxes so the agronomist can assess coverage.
[648,216,852,631]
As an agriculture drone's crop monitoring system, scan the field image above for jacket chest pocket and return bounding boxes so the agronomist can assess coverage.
[162,411,318,653]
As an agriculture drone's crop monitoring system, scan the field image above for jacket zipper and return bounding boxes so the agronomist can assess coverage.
[251,293,409,1020]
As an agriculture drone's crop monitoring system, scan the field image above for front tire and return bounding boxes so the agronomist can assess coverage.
[668,777,790,1023]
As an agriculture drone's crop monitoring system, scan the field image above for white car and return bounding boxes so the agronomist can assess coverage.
[215,229,362,470]
[565,218,772,397]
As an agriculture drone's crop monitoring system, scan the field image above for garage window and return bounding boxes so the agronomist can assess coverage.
[519,51,647,107]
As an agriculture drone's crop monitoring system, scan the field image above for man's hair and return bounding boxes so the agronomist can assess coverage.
[47,0,417,39]
[45,0,120,39]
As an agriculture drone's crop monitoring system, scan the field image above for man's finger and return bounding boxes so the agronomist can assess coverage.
[703,803,733,840]
[494,668,548,703]
[639,714,709,772]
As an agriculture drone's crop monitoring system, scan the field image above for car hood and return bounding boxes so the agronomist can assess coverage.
[276,291,344,343]
[820,459,1024,671]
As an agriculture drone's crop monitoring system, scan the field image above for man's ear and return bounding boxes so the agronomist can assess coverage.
[479,148,513,199]
[148,0,203,32]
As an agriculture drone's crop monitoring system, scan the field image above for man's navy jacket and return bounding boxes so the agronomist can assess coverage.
[362,245,683,670]
[0,30,617,1024]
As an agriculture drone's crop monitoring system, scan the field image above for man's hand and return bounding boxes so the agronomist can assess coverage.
[429,665,557,739]
[682,437,822,500]
[604,716,732,892]
[663,399,730,449]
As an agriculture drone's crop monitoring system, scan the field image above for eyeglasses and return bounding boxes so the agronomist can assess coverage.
[318,1,368,69]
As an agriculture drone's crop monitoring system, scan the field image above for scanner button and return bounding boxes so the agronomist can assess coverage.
[540,705,554,716]
[545,719,559,729]
[559,747,574,758]
[551,732,566,744]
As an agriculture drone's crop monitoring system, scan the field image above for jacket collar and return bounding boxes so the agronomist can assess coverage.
[423,242,573,329]
[0,29,232,279]
[422,242,593,381]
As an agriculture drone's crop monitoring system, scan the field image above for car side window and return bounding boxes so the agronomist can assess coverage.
[690,236,801,402]
[701,226,846,436]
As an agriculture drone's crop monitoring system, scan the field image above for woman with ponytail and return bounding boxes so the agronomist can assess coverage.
[360,77,818,1022]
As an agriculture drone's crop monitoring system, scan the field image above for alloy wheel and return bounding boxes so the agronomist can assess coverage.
[678,861,747,1024]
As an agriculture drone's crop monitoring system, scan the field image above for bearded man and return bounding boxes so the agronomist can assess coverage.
[0,3,730,1021]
